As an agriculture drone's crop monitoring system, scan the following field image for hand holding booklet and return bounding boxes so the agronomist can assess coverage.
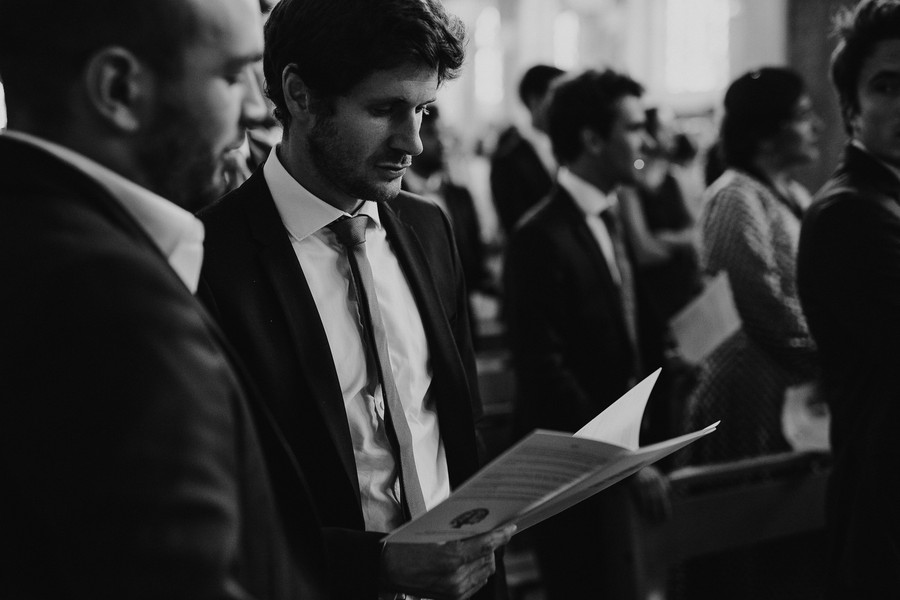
[385,369,718,544]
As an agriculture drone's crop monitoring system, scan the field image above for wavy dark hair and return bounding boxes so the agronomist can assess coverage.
[830,0,900,134]
[264,0,466,126]
[546,68,644,165]
[719,67,806,171]
[518,64,565,105]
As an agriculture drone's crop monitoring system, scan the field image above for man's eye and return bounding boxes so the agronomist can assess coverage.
[419,105,431,116]
[873,78,900,95]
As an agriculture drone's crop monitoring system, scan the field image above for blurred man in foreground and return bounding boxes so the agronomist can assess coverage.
[0,0,328,597]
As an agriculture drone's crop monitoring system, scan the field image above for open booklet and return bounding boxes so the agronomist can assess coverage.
[385,369,719,544]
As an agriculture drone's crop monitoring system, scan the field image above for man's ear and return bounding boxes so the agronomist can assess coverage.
[83,47,152,133]
[580,127,605,156]
[282,64,314,123]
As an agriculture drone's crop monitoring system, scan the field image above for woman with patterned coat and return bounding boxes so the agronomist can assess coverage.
[681,67,823,465]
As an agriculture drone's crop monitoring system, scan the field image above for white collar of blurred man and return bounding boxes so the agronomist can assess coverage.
[558,166,618,216]
[0,0,266,214]
[2,130,205,291]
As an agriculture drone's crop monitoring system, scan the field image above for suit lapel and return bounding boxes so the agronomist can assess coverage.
[555,187,624,306]
[240,173,360,500]
[843,144,900,203]
[378,201,479,484]
[552,186,635,355]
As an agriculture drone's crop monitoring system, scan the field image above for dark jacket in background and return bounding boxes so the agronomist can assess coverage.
[0,136,327,600]
[798,143,900,598]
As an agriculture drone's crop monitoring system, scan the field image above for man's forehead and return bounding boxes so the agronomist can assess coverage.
[190,0,263,55]
[861,39,900,80]
[352,63,439,98]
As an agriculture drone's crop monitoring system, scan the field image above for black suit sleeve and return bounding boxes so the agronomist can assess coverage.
[503,223,598,435]
[2,246,257,600]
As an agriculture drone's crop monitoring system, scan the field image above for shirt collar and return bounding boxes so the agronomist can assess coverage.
[2,130,205,292]
[851,139,900,184]
[557,166,617,216]
[263,144,383,242]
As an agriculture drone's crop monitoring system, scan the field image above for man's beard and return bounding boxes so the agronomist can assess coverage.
[137,101,229,213]
[307,113,401,204]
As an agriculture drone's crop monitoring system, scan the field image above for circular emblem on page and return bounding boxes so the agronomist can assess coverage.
[450,508,489,528]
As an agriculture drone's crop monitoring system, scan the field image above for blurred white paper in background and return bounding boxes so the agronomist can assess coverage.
[782,381,830,452]
[669,272,741,365]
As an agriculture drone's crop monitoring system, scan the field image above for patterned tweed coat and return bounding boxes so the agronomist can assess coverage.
[680,168,819,465]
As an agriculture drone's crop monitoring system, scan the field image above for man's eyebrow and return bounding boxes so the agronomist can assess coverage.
[224,52,264,69]
[367,95,438,105]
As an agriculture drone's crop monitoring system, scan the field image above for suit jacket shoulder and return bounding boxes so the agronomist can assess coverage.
[0,137,325,600]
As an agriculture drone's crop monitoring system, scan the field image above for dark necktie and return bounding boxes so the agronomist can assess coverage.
[600,207,642,375]
[328,215,428,519]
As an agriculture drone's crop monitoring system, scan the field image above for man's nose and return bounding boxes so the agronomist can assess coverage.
[241,65,269,128]
[390,111,424,157]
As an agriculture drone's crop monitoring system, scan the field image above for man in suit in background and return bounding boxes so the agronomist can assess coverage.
[503,68,665,599]
[797,0,900,596]
[489,64,565,235]
[0,0,328,598]
[198,1,514,598]
[403,105,497,347]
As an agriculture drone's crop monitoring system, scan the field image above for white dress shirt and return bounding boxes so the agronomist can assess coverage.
[1,130,204,292]
[264,147,450,533]
[557,166,622,285]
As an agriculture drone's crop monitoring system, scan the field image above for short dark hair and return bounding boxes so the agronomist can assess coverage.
[830,0,900,133]
[0,0,198,128]
[264,0,467,127]
[517,64,565,105]
[719,67,806,170]
[545,68,644,165]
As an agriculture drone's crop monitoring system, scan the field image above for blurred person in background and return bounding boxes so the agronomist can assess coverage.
[681,67,822,466]
[490,64,564,235]
[504,68,669,600]
[403,105,498,347]
[618,107,703,443]
[798,0,900,596]
[220,0,282,191]
[676,66,824,600]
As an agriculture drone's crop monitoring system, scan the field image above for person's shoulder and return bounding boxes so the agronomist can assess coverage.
[803,169,897,247]
[506,192,567,243]
[491,126,527,162]
[385,189,447,223]
[200,169,268,222]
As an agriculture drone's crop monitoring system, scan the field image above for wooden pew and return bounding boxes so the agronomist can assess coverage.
[597,451,831,600]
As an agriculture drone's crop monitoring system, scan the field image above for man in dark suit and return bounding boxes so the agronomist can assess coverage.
[0,0,327,599]
[797,1,900,596]
[503,69,664,599]
[198,1,514,599]
[489,65,565,235]
[403,105,497,346]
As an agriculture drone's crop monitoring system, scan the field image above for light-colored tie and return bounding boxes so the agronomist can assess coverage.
[600,207,642,376]
[328,215,428,519]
